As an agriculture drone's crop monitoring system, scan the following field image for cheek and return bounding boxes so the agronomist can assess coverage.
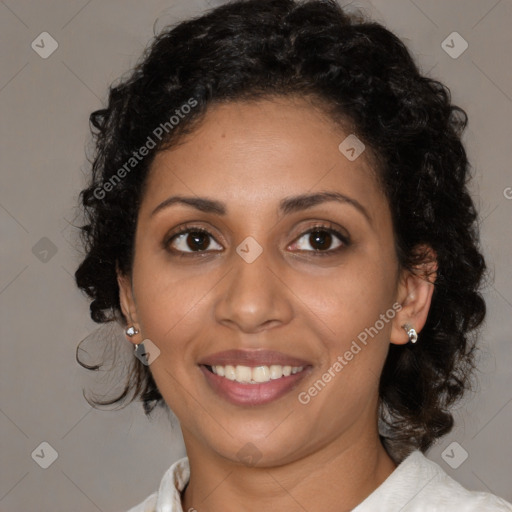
[133,272,204,343]
[131,256,224,371]
[290,257,398,402]
[131,266,213,413]
[296,258,397,340]
[296,273,396,413]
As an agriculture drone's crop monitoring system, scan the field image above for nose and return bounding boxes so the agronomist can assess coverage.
[214,244,294,334]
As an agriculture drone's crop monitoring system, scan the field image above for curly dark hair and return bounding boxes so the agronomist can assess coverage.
[74,0,487,461]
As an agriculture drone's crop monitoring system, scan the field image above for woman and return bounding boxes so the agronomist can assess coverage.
[74,0,512,510]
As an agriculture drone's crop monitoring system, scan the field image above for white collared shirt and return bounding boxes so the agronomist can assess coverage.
[126,450,512,511]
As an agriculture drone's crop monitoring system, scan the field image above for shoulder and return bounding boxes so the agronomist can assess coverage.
[425,467,512,511]
[354,450,512,511]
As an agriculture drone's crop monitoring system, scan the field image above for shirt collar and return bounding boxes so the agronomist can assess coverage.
[155,456,190,512]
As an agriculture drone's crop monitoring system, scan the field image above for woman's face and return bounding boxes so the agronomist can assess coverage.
[120,97,409,466]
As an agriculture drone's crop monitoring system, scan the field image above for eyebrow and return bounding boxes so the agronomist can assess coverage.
[150,191,371,224]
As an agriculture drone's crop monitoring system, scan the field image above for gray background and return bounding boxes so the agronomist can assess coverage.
[1,0,511,511]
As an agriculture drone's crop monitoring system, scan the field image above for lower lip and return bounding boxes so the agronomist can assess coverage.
[200,365,310,406]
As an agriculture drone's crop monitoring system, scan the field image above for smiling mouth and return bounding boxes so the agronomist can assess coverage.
[198,349,312,405]
[204,364,305,384]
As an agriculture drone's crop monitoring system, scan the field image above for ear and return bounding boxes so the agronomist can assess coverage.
[390,245,437,345]
[116,264,142,346]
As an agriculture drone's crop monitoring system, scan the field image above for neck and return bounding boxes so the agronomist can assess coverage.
[181,428,396,512]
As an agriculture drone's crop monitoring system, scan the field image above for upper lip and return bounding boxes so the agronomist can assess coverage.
[198,349,311,367]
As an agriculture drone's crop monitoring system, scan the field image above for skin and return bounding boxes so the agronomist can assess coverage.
[118,96,437,512]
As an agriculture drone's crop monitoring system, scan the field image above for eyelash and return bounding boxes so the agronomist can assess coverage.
[164,222,350,258]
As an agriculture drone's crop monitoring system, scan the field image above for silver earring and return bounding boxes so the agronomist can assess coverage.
[126,326,139,337]
[402,323,418,344]
[134,342,146,360]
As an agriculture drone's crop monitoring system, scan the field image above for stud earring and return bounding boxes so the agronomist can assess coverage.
[126,326,139,337]
[402,323,418,344]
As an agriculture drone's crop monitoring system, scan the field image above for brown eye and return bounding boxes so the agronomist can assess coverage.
[166,227,223,254]
[309,230,333,251]
[290,226,349,255]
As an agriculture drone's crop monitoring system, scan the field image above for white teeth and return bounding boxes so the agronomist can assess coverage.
[235,365,252,383]
[225,365,236,381]
[269,365,282,379]
[208,364,304,384]
[252,366,270,383]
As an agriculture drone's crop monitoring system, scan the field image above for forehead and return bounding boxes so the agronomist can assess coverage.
[140,97,387,222]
